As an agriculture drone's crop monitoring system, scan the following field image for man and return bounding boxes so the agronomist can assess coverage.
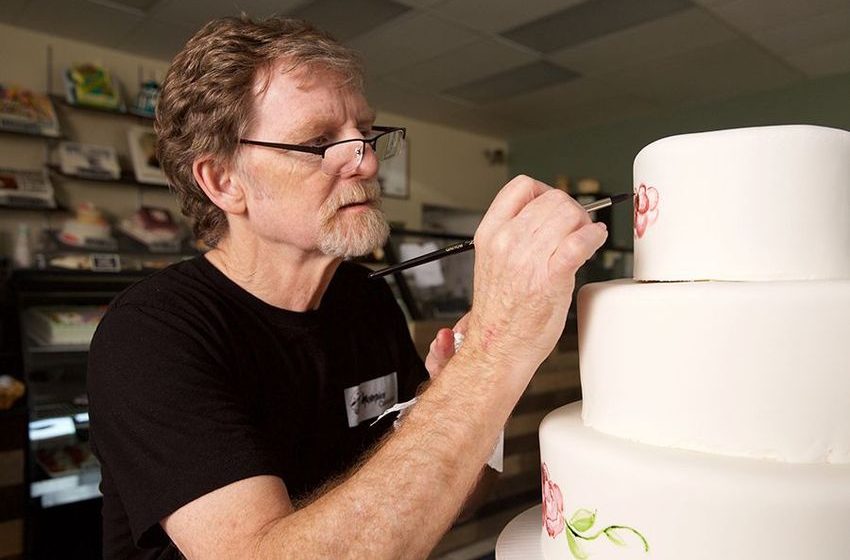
[87,15,607,560]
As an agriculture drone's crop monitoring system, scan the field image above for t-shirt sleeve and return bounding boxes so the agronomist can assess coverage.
[87,302,277,548]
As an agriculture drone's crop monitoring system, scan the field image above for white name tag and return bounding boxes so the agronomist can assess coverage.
[343,372,398,428]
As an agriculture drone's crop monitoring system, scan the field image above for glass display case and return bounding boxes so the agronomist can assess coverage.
[9,268,149,557]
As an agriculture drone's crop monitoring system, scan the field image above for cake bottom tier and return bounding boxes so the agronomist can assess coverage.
[539,402,850,560]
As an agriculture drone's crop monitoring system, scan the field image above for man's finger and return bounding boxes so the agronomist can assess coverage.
[550,222,608,276]
[425,328,457,378]
[435,328,455,357]
[476,175,551,240]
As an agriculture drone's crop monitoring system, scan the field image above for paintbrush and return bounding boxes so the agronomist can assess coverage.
[368,192,633,279]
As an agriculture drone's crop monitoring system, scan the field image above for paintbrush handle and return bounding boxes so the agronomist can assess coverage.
[368,240,474,279]
[368,193,630,279]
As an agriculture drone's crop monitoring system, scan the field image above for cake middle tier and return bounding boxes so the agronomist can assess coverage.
[578,279,850,463]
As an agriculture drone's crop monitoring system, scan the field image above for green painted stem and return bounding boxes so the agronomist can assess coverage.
[567,521,650,552]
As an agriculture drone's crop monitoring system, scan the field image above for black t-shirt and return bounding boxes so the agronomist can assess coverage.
[88,256,428,560]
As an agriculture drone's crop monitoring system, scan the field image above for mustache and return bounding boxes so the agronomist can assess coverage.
[330,180,382,209]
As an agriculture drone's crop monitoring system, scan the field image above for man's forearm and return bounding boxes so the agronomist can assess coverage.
[255,348,522,559]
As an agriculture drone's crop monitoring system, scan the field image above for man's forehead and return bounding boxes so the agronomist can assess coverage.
[253,61,374,129]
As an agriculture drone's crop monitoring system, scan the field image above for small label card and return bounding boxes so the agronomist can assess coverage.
[90,253,121,272]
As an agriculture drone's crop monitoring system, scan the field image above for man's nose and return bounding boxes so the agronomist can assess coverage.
[345,142,379,179]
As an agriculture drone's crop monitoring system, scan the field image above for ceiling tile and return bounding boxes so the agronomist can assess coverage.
[392,0,443,7]
[117,18,195,61]
[348,12,479,76]
[486,77,613,116]
[0,0,31,24]
[550,8,738,75]
[149,0,308,30]
[17,0,144,48]
[432,0,586,33]
[506,93,659,135]
[703,0,850,33]
[501,0,691,53]
[443,61,579,104]
[289,0,411,42]
[368,78,521,135]
[103,0,161,11]
[749,6,850,56]
[785,36,850,77]
[594,39,803,106]
[384,38,537,92]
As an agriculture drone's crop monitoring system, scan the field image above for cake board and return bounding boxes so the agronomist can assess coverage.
[495,505,543,560]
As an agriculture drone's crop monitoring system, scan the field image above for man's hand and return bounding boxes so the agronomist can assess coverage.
[465,175,607,382]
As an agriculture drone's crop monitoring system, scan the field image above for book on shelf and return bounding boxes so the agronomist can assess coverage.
[56,202,118,250]
[0,167,57,209]
[63,63,125,112]
[131,80,159,118]
[119,206,183,252]
[58,141,121,180]
[127,126,168,185]
[0,83,61,137]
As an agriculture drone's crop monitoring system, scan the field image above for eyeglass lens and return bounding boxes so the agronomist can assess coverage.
[322,129,404,176]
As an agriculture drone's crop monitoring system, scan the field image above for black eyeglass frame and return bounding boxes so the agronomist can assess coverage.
[238,126,407,159]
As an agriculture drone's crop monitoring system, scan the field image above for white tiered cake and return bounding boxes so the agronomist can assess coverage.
[532,125,850,560]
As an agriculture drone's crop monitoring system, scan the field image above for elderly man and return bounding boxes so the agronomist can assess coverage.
[87,15,607,560]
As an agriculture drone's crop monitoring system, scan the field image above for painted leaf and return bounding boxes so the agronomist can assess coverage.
[565,529,589,560]
[604,528,625,546]
[606,526,651,552]
[570,509,596,533]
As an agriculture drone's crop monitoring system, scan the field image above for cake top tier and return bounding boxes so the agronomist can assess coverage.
[633,124,850,281]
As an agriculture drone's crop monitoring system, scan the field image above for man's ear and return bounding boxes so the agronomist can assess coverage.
[193,155,246,215]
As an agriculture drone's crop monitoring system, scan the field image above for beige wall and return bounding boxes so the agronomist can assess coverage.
[0,21,508,253]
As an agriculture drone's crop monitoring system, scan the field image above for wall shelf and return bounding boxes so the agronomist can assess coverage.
[46,164,169,189]
[0,202,67,212]
[0,127,64,141]
[51,95,154,122]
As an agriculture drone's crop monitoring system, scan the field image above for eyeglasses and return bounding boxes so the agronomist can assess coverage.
[239,126,406,176]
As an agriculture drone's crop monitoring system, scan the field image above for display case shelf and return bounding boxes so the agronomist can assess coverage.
[30,469,101,508]
[24,338,89,355]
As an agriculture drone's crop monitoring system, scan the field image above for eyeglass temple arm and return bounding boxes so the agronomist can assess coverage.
[372,125,406,138]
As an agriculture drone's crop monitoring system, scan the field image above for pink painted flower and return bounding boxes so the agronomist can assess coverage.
[634,184,660,238]
[541,463,565,538]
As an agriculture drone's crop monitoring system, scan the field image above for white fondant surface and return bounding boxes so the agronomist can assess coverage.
[633,125,850,281]
[496,506,545,560]
[539,402,850,560]
[578,279,850,463]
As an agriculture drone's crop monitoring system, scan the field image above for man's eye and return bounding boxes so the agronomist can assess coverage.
[309,136,329,146]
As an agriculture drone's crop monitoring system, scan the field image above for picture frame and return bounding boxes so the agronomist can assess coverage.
[378,137,409,199]
[127,126,168,186]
